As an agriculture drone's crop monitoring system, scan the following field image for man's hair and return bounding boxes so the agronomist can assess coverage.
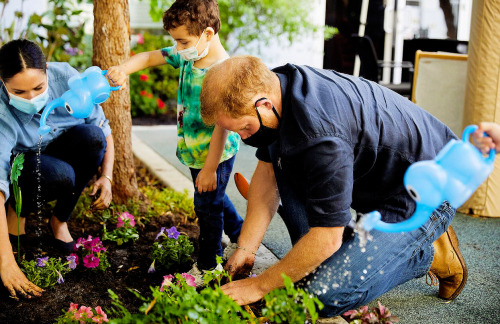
[163,0,221,35]
[200,55,278,125]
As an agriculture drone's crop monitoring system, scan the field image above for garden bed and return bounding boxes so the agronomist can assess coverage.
[0,162,199,324]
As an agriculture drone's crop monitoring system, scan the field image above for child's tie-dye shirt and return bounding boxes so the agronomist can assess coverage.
[161,47,240,169]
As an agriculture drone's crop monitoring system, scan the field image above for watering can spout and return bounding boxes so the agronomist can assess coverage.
[38,98,64,136]
[361,204,434,233]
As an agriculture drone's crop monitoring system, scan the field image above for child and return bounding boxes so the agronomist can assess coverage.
[107,0,243,283]
[473,122,500,155]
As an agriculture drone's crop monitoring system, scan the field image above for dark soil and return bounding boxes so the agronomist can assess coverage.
[0,166,200,324]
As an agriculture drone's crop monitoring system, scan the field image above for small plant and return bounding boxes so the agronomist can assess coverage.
[55,302,109,324]
[102,212,139,246]
[10,153,24,260]
[202,256,231,287]
[108,275,253,323]
[20,256,72,288]
[261,274,324,324]
[343,301,399,324]
[74,236,110,271]
[149,226,193,272]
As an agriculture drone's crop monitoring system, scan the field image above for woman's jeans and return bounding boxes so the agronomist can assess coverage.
[278,186,455,317]
[189,155,243,270]
[9,124,106,222]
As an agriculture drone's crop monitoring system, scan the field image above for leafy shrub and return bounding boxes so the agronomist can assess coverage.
[21,256,72,288]
[129,32,179,117]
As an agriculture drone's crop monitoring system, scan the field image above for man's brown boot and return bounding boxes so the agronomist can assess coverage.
[427,225,467,300]
[234,172,249,200]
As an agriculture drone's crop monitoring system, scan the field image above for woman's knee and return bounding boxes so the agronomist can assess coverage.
[75,124,107,151]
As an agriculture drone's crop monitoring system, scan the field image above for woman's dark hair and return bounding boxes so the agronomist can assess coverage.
[0,39,46,82]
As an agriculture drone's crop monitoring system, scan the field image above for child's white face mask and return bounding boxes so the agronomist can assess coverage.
[173,29,210,62]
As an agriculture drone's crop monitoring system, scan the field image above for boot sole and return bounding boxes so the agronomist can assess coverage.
[442,225,468,300]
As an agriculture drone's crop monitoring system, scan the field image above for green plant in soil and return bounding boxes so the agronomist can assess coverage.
[261,274,323,323]
[151,227,194,271]
[102,212,139,246]
[21,256,72,289]
[10,153,24,262]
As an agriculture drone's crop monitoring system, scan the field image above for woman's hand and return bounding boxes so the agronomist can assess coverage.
[1,256,43,300]
[105,66,128,89]
[195,167,217,193]
[90,176,113,210]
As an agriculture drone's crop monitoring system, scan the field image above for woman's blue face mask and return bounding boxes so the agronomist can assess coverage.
[4,76,50,114]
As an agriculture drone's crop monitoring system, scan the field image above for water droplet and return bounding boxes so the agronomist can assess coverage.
[360,276,365,280]
[363,269,367,274]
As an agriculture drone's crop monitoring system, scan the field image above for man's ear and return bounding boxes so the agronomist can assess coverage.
[205,27,215,41]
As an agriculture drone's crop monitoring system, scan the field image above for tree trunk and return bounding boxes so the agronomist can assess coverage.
[92,0,139,203]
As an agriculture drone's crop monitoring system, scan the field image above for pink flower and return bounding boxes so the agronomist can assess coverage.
[83,254,100,268]
[74,305,93,320]
[139,74,148,81]
[93,306,109,323]
[137,33,144,44]
[160,274,175,291]
[181,273,196,287]
[68,302,79,313]
[117,212,135,228]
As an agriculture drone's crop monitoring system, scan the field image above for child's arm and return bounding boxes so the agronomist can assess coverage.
[106,50,166,87]
[195,125,229,193]
[473,122,500,155]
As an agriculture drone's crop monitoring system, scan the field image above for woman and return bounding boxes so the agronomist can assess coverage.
[0,39,115,299]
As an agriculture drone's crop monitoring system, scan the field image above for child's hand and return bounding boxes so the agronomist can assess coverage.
[473,122,500,155]
[195,167,217,193]
[106,66,128,89]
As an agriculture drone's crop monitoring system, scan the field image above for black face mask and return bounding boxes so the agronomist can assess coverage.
[242,97,281,148]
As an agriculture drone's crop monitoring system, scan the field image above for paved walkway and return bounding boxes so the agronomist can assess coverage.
[132,125,500,323]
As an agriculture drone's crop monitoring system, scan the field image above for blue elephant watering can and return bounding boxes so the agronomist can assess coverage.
[360,125,496,233]
[38,66,120,136]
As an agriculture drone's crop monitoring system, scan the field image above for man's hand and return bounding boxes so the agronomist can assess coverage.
[225,248,255,280]
[1,257,43,300]
[105,66,128,89]
[90,176,113,210]
[221,276,267,305]
[195,167,217,193]
[473,122,500,155]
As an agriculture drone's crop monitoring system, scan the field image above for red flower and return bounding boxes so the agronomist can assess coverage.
[147,93,153,98]
[130,51,135,56]
[139,74,149,81]
[139,90,147,96]
[157,98,165,110]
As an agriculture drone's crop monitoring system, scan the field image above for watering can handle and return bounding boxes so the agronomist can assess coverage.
[101,70,122,91]
[462,125,496,163]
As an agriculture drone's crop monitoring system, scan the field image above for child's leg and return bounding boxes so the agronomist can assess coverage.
[220,156,243,243]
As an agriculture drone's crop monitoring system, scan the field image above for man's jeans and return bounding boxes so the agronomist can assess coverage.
[9,124,106,222]
[190,155,243,270]
[278,187,455,317]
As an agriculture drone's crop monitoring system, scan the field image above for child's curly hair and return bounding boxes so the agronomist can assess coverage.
[163,0,221,36]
